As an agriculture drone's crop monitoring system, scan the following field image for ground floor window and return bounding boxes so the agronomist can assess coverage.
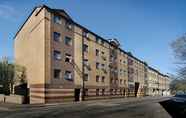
[85,89,88,96]
[110,89,113,95]
[54,69,61,79]
[96,89,99,96]
[120,89,122,95]
[115,89,117,95]
[102,89,105,96]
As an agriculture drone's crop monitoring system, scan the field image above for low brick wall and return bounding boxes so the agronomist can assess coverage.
[0,94,5,103]
[5,94,24,104]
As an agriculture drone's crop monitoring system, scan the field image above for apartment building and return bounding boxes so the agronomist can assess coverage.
[147,67,170,96]
[14,5,129,104]
[14,5,170,104]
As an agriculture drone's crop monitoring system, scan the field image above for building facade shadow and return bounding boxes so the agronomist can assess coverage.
[159,100,186,118]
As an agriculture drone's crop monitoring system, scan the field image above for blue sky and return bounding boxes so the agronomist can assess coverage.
[0,0,186,75]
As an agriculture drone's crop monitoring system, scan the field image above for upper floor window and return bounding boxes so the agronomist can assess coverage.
[65,53,72,63]
[65,36,72,46]
[96,62,100,69]
[101,64,105,69]
[66,22,73,30]
[120,79,123,84]
[111,78,113,84]
[54,50,61,60]
[83,59,89,65]
[96,49,99,56]
[54,15,62,24]
[102,76,105,83]
[54,69,61,79]
[84,74,89,81]
[53,32,61,42]
[83,32,89,38]
[96,38,99,43]
[101,40,104,45]
[83,44,88,52]
[96,75,99,82]
[64,71,73,81]
[120,59,122,63]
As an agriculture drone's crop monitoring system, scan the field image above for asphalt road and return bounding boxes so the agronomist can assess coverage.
[0,97,171,118]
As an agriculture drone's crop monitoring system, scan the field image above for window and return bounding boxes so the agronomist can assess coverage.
[96,49,99,56]
[102,89,105,96]
[101,51,105,55]
[111,78,113,83]
[101,64,105,69]
[83,44,88,52]
[120,89,122,95]
[84,74,89,81]
[54,15,62,24]
[114,79,118,84]
[65,36,72,46]
[83,32,89,38]
[120,79,123,84]
[96,37,99,43]
[54,69,61,79]
[124,80,126,85]
[54,50,61,60]
[66,22,72,30]
[96,62,100,69]
[96,89,99,96]
[53,32,61,42]
[120,69,122,72]
[83,59,88,65]
[101,40,104,45]
[64,71,73,81]
[115,89,117,95]
[96,75,99,82]
[120,69,123,75]
[110,89,113,95]
[65,53,72,63]
[102,76,105,83]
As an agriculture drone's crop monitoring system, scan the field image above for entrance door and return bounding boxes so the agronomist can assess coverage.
[74,89,80,101]
[135,82,140,97]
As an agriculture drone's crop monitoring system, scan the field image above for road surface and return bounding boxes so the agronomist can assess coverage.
[0,97,171,118]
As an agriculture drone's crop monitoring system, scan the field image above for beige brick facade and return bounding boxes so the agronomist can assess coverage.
[14,5,170,104]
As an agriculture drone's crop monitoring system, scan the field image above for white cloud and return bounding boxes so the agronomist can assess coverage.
[0,4,19,20]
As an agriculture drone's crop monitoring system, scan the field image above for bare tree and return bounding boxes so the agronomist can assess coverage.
[171,33,186,79]
[171,34,186,93]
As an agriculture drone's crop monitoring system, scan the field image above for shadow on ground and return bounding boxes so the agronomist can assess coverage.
[160,100,186,118]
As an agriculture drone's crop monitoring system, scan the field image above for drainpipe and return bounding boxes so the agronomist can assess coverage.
[82,33,85,101]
